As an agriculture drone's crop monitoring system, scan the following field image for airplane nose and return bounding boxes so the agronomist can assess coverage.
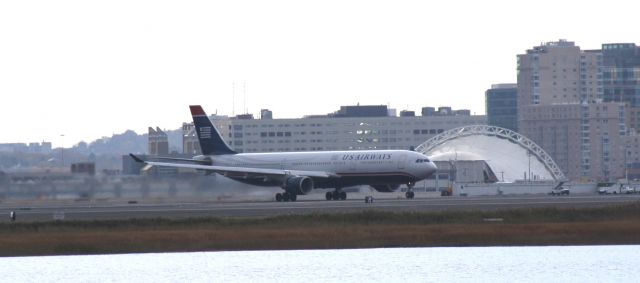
[427,162,437,175]
[417,161,437,179]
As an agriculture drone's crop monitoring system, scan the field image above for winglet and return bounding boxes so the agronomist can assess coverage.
[129,153,145,163]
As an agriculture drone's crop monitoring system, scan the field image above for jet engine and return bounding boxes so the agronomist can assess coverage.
[371,184,401,192]
[284,176,314,195]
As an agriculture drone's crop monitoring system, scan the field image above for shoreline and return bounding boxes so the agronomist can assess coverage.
[1,203,639,257]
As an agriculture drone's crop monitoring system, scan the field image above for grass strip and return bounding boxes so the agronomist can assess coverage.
[1,202,639,256]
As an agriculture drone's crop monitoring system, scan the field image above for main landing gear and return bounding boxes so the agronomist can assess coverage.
[405,182,415,199]
[275,192,297,202]
[325,190,347,201]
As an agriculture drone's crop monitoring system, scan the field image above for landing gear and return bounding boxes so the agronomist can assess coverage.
[275,192,297,202]
[405,191,415,199]
[325,190,347,201]
[405,182,415,199]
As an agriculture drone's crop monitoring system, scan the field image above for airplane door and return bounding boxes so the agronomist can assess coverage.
[397,154,407,169]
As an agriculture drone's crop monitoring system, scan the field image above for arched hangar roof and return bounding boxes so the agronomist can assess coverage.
[415,125,566,182]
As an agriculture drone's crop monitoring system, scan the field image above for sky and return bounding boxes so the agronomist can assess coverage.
[1,0,638,147]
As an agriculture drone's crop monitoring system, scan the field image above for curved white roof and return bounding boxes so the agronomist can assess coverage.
[416,125,565,182]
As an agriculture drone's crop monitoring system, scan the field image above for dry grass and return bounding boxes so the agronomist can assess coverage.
[1,203,639,256]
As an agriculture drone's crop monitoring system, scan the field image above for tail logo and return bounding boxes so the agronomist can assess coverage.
[199,127,212,139]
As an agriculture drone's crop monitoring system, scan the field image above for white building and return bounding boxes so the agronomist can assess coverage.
[183,105,486,154]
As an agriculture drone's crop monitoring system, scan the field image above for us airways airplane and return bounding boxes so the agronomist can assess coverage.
[131,105,437,202]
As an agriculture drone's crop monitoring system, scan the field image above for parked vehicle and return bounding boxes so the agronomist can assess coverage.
[598,188,617,195]
[550,187,570,196]
[622,186,637,194]
[597,183,621,195]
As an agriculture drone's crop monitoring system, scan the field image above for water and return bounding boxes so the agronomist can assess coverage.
[0,246,638,282]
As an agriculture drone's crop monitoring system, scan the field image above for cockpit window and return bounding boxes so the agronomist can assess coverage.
[415,159,430,163]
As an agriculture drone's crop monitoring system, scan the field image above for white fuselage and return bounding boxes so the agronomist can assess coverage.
[206,149,437,188]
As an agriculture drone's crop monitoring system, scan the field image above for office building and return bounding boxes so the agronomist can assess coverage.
[485,84,518,131]
[182,105,486,154]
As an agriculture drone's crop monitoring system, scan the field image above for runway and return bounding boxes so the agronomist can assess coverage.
[1,193,639,222]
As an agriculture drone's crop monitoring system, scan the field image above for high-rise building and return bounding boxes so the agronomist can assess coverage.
[517,40,628,181]
[517,40,602,108]
[485,84,518,131]
[602,43,640,132]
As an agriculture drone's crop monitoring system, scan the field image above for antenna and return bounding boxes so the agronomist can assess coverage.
[243,81,247,114]
[232,82,235,116]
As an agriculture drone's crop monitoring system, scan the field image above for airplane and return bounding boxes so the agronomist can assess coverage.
[131,105,437,202]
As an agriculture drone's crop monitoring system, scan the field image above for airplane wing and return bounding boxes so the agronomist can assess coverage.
[130,154,338,179]
[145,156,211,165]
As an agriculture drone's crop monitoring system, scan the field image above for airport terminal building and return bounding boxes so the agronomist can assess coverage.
[181,105,486,154]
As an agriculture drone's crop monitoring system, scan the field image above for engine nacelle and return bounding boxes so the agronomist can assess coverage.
[284,176,314,195]
[371,184,401,192]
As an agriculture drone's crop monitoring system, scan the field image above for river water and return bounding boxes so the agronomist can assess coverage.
[0,245,637,282]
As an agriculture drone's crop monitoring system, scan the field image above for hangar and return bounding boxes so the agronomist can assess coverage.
[415,125,566,183]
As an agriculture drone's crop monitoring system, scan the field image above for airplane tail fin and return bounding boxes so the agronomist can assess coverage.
[189,105,237,155]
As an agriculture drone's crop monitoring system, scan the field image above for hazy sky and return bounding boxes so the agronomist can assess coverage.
[1,0,638,147]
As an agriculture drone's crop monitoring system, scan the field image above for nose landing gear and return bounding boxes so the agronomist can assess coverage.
[405,182,415,199]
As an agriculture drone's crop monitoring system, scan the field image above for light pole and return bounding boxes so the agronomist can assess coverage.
[625,147,629,182]
[527,150,531,182]
[60,134,65,168]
